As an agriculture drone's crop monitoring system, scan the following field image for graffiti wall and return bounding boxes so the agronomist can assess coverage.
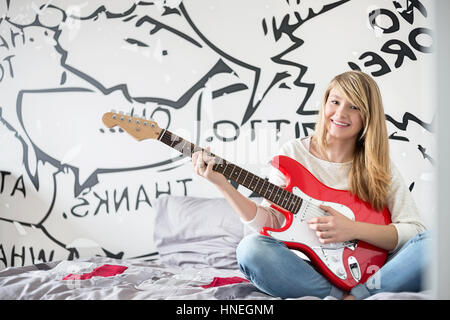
[0,0,435,269]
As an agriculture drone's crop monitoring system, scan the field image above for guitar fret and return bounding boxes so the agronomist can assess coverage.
[268,183,275,199]
[290,198,296,213]
[293,197,302,214]
[290,193,297,212]
[170,136,178,148]
[285,193,292,209]
[248,174,255,190]
[236,168,243,182]
[260,179,267,197]
[243,171,249,186]
[226,165,234,180]
[157,129,166,141]
[264,181,272,199]
[291,198,297,213]
[288,193,293,212]
[215,161,226,174]
[229,164,236,178]
[159,130,297,213]
[179,140,186,153]
[281,191,289,208]
[253,177,261,196]
[258,178,265,197]
[272,187,280,204]
[289,194,296,213]
[223,161,230,176]
[235,168,242,182]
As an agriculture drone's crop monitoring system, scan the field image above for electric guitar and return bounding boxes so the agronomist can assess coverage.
[102,111,391,291]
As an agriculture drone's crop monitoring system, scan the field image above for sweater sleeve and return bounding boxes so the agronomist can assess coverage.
[387,162,427,252]
[240,143,291,232]
[240,203,285,232]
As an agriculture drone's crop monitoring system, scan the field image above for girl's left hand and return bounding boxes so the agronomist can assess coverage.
[307,205,357,244]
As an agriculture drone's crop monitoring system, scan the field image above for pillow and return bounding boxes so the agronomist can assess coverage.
[153,196,255,269]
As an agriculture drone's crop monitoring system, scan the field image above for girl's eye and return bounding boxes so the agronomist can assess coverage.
[330,100,339,105]
[350,106,359,110]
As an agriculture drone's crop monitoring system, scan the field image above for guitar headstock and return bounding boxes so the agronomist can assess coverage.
[102,111,162,141]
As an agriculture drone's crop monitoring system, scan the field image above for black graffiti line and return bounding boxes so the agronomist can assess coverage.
[14,81,228,195]
[5,5,205,106]
[157,80,251,174]
[0,113,151,263]
[70,4,138,20]
[42,2,141,22]
[3,16,134,103]
[124,38,149,47]
[271,48,316,116]
[47,1,203,47]
[212,83,249,99]
[180,1,350,125]
[0,105,45,193]
[127,251,159,260]
[269,17,317,116]
[3,9,191,264]
[135,15,202,48]
[14,87,91,192]
[270,0,352,116]
[5,5,248,128]
[0,163,150,263]
[179,2,264,126]
[0,164,69,254]
[418,144,435,166]
[385,112,435,133]
[389,131,410,142]
[0,215,73,253]
[180,1,288,126]
[52,29,134,103]
[7,22,242,196]
[4,13,246,194]
[132,59,241,108]
[49,17,247,111]
[14,88,187,197]
[278,0,351,32]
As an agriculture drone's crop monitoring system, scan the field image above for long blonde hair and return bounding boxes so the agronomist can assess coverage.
[312,70,391,211]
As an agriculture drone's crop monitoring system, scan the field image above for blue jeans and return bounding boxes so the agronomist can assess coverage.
[236,231,429,299]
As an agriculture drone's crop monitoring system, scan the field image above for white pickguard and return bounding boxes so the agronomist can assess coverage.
[266,187,359,281]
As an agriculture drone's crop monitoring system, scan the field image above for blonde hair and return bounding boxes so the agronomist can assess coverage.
[312,70,391,211]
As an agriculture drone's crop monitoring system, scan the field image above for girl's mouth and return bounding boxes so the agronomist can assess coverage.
[331,119,350,128]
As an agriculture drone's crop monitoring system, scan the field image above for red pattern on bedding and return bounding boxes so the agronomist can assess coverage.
[201,276,249,288]
[62,264,128,280]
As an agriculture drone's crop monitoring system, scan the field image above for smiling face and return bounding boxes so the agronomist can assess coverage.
[324,87,364,143]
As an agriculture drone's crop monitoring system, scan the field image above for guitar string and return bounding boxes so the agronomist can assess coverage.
[218,162,330,220]
[160,133,330,220]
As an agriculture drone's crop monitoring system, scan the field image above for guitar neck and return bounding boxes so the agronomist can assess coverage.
[158,129,303,213]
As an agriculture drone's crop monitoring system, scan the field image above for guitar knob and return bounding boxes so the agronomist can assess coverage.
[337,267,345,276]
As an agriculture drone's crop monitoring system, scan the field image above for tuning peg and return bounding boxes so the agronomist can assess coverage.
[119,111,124,115]
[111,109,117,113]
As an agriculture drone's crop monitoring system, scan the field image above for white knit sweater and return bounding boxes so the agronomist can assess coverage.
[242,136,426,252]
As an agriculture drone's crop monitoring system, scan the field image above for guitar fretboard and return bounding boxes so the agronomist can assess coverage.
[158,129,303,213]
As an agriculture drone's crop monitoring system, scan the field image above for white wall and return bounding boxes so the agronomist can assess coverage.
[432,0,450,300]
[0,0,436,269]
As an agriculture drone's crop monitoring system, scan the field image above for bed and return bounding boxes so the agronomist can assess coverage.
[0,196,430,300]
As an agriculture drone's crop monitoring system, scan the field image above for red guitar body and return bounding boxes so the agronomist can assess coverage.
[260,155,391,291]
